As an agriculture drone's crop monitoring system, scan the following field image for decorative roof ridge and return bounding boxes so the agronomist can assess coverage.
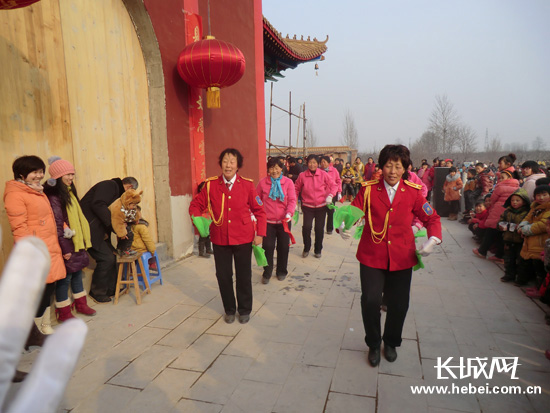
[263,16,328,61]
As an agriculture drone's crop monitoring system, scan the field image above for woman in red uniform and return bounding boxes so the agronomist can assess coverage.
[348,145,442,366]
[189,148,266,324]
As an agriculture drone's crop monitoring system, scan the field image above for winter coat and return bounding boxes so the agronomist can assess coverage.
[341,167,356,184]
[109,189,143,238]
[443,174,463,202]
[476,169,495,196]
[80,178,125,248]
[256,175,297,224]
[519,200,550,260]
[522,173,548,202]
[484,179,520,228]
[464,178,476,193]
[132,221,156,254]
[498,188,530,243]
[364,163,376,181]
[46,193,90,273]
[3,180,66,283]
[423,167,435,190]
[471,209,489,229]
[408,172,428,198]
[295,168,338,208]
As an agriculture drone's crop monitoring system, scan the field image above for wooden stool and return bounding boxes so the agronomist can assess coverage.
[114,253,151,304]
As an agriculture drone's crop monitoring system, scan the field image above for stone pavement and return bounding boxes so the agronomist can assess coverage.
[10,216,550,412]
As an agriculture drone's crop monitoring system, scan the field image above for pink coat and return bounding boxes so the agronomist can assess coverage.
[325,166,342,194]
[256,176,297,224]
[484,179,520,228]
[295,168,338,208]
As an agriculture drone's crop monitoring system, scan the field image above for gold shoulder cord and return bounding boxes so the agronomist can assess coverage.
[207,180,225,226]
[363,185,390,244]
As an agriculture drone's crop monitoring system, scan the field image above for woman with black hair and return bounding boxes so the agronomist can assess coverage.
[189,148,266,324]
[256,157,297,283]
[294,154,338,258]
[347,144,442,367]
[521,160,547,201]
[3,155,66,342]
[43,157,96,322]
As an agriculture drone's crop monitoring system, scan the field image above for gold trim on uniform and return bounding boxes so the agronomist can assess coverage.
[404,180,422,190]
[362,179,379,186]
[240,176,253,182]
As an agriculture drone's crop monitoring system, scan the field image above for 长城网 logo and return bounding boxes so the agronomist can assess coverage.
[435,357,521,380]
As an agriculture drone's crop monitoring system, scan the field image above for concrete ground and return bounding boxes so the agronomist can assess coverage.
[8,215,550,413]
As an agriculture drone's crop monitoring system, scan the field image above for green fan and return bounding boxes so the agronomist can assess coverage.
[252,245,268,267]
[354,225,364,239]
[293,209,299,225]
[333,205,364,231]
[191,216,212,238]
[414,228,427,238]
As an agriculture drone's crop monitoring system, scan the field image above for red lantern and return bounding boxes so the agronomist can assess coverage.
[177,35,246,109]
[0,0,41,10]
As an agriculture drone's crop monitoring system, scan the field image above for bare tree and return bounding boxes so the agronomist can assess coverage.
[485,134,503,162]
[411,131,438,163]
[306,123,318,148]
[455,124,478,160]
[341,110,359,149]
[428,94,460,153]
[532,136,546,161]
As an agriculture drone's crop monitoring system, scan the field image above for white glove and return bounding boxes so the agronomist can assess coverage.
[418,236,439,256]
[0,229,88,412]
[325,195,333,204]
[336,222,350,240]
[336,193,342,201]
[284,213,292,222]
[63,226,76,239]
[412,226,419,235]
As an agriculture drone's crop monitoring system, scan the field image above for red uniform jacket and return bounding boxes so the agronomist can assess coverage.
[189,175,267,246]
[351,179,442,271]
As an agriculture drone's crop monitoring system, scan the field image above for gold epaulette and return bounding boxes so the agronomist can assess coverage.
[404,180,422,190]
[205,176,218,182]
[362,179,379,186]
[240,176,253,182]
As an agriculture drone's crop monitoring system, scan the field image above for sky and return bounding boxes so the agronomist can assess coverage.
[262,0,550,153]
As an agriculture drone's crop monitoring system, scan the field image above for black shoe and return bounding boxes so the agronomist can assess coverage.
[313,252,322,258]
[368,347,380,367]
[261,276,270,284]
[224,314,235,324]
[238,314,250,324]
[384,345,397,362]
[89,293,111,303]
[327,231,333,235]
[302,251,309,258]
[276,273,287,281]
[500,275,515,283]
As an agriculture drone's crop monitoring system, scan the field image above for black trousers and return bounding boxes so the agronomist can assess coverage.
[478,227,503,257]
[516,257,546,285]
[212,243,253,315]
[116,224,135,252]
[360,264,412,349]
[503,242,523,279]
[262,223,290,278]
[302,205,326,254]
[36,282,56,318]
[88,238,117,297]
[447,200,459,215]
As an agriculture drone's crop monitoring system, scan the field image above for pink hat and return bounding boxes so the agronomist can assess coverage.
[48,156,75,179]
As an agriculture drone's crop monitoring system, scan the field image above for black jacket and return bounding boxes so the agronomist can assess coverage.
[80,178,124,248]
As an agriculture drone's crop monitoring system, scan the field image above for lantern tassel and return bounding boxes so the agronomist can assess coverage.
[206,87,220,109]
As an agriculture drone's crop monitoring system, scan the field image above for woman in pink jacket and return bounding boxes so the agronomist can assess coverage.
[294,154,338,258]
[473,170,519,263]
[3,155,67,345]
[256,157,297,283]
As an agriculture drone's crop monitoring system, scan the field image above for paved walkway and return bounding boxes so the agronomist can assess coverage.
[12,215,550,412]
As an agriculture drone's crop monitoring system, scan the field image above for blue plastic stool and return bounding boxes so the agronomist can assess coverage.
[136,251,163,290]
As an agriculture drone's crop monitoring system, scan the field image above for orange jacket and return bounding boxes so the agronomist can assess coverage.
[443,175,463,201]
[3,180,66,283]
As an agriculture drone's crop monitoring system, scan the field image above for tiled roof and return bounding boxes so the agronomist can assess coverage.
[263,16,328,61]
